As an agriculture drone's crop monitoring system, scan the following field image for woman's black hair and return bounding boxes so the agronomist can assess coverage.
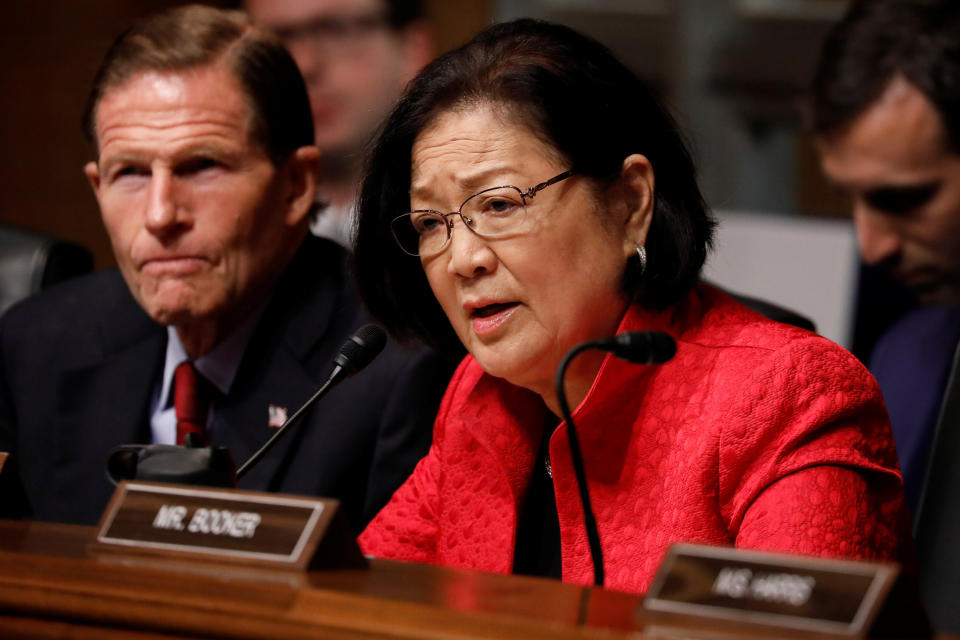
[354,18,714,351]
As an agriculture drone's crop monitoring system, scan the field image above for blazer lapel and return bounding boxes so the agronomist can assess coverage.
[214,343,324,490]
[454,370,546,572]
[53,317,165,523]
[215,237,342,491]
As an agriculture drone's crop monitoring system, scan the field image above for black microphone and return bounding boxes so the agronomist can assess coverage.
[235,324,387,479]
[554,330,676,587]
[333,324,388,379]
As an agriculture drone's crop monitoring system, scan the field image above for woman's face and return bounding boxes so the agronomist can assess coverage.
[411,106,648,399]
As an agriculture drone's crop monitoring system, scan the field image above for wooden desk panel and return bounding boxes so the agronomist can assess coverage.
[1,519,948,640]
[0,519,646,639]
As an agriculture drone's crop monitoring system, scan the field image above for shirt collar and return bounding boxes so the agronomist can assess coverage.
[158,304,268,409]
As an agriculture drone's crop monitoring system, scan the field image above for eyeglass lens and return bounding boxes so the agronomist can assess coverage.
[394,186,528,256]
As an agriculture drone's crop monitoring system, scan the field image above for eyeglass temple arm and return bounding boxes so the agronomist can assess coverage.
[523,170,575,199]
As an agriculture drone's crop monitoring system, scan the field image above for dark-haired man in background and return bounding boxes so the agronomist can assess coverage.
[0,5,449,530]
[245,0,433,247]
[811,0,960,630]
[811,0,960,513]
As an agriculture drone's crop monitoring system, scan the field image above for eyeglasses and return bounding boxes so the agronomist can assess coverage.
[391,170,575,257]
[270,12,389,56]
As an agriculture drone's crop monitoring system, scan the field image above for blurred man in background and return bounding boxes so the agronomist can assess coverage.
[811,0,960,513]
[811,1,960,630]
[245,0,433,246]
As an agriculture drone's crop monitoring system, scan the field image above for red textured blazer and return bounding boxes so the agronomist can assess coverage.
[360,284,910,594]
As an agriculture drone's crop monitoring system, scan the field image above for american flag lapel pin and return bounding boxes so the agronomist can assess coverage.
[268,404,287,428]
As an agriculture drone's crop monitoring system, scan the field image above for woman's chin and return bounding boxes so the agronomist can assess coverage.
[472,352,515,379]
[471,347,552,394]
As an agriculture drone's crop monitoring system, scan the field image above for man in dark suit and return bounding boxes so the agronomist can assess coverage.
[0,5,451,530]
[811,0,960,512]
[810,0,960,631]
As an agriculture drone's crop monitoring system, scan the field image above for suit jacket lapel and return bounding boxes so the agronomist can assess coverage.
[215,236,342,491]
[214,345,322,490]
[53,296,165,523]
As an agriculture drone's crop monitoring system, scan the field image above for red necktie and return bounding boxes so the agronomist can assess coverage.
[174,361,212,446]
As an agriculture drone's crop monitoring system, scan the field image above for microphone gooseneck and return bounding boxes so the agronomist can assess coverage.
[236,324,387,479]
[553,330,676,587]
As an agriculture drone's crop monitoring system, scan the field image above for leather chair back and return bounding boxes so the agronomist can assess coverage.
[0,225,93,316]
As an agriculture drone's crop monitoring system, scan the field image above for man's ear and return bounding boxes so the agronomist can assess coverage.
[84,161,102,201]
[615,153,655,257]
[283,146,322,226]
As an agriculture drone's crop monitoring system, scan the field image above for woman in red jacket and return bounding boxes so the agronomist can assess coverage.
[351,18,910,594]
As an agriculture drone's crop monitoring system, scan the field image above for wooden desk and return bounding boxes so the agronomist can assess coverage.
[0,519,948,640]
[0,519,646,639]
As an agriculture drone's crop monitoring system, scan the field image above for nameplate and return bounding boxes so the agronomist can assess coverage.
[92,481,366,570]
[643,544,898,639]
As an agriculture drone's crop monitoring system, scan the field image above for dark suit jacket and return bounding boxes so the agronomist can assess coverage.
[0,236,454,531]
[868,304,960,515]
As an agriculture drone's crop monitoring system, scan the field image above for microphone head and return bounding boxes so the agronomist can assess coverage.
[333,324,388,375]
[608,331,676,364]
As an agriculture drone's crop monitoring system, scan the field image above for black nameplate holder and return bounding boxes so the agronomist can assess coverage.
[90,481,366,571]
[642,544,898,639]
